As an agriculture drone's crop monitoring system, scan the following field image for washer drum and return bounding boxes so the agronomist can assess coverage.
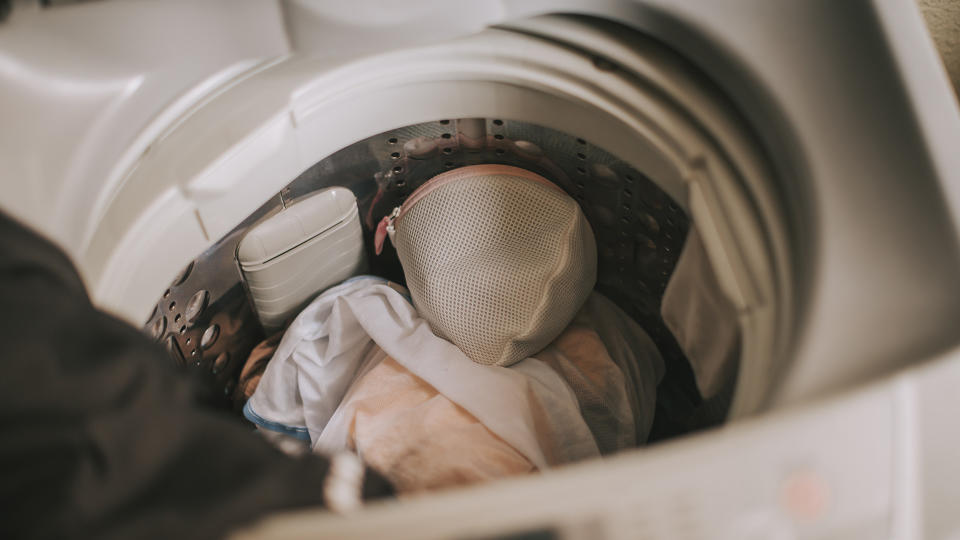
[237,187,366,330]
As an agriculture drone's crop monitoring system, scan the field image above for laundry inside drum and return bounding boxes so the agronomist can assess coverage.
[142,118,744,491]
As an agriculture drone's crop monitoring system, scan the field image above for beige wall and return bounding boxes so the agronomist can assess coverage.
[919,0,960,96]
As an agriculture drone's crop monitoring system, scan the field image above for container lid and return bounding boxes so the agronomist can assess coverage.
[237,187,357,266]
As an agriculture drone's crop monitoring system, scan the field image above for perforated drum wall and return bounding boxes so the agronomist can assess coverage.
[143,118,703,434]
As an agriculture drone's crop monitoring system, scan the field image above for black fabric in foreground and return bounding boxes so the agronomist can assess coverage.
[0,213,393,540]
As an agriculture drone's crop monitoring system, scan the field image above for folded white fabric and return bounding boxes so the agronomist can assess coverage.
[661,227,741,399]
[245,276,599,470]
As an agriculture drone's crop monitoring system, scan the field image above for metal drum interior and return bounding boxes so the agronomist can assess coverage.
[143,118,715,441]
[123,15,791,444]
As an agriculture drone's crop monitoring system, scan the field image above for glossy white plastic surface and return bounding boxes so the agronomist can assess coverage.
[0,0,289,252]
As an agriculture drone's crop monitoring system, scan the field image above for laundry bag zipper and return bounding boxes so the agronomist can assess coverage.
[374,164,562,255]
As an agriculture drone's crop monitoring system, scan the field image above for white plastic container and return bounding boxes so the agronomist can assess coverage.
[237,187,366,330]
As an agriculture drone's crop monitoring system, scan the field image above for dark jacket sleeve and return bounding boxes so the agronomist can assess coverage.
[0,213,392,540]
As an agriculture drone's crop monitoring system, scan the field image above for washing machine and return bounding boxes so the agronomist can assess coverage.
[2,0,960,538]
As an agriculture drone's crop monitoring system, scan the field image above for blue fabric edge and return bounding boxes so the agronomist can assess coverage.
[242,401,311,441]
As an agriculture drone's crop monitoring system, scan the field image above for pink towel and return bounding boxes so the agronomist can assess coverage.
[344,356,535,493]
[341,322,637,493]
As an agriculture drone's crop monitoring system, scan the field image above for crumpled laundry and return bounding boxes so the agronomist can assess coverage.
[244,276,663,492]
[537,292,664,454]
[661,227,741,399]
[245,276,596,469]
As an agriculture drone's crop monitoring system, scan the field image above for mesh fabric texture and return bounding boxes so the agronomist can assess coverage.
[393,164,597,366]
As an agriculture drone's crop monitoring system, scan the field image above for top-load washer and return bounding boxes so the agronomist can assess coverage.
[2,1,960,538]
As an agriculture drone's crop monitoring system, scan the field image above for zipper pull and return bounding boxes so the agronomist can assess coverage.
[374,206,401,255]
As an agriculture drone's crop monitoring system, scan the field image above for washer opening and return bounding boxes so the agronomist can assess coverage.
[107,14,789,454]
[143,117,722,441]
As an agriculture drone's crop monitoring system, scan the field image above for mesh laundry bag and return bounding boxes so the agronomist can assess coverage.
[375,164,597,366]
